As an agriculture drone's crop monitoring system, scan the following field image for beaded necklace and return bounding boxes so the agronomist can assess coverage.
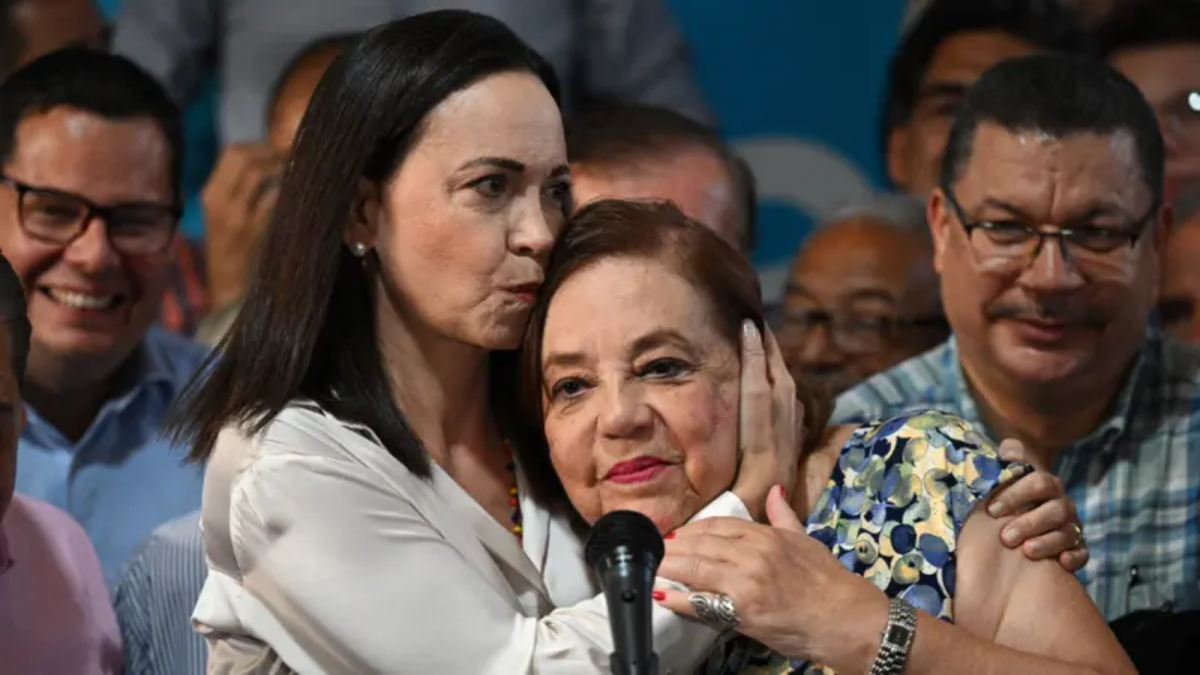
[504,439,523,542]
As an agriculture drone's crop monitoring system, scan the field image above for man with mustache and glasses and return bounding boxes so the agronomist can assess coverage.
[835,53,1200,626]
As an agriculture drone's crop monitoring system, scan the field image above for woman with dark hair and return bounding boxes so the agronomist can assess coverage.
[169,10,799,673]
[516,199,1134,675]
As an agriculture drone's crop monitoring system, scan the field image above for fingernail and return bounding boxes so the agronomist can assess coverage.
[742,320,757,339]
[664,532,675,540]
[988,501,1007,517]
[652,590,666,601]
[779,485,788,500]
[1002,527,1020,546]
[1027,541,1044,556]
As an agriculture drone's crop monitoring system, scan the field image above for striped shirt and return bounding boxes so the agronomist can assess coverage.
[112,512,207,675]
[833,329,1200,620]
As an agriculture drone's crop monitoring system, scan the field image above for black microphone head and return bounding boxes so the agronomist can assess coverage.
[585,510,665,570]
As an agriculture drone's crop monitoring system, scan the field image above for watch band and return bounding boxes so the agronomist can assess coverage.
[870,597,917,675]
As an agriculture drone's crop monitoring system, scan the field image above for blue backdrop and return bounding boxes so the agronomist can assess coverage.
[99,0,908,304]
[666,0,906,301]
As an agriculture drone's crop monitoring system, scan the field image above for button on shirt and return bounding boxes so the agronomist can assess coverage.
[833,328,1200,620]
[0,494,123,675]
[15,327,209,584]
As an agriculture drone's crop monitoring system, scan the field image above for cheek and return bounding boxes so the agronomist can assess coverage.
[0,227,56,289]
[544,415,603,521]
[378,198,504,305]
[674,379,740,500]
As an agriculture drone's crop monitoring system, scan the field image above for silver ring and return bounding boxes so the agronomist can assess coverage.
[1071,522,1086,549]
[688,592,740,631]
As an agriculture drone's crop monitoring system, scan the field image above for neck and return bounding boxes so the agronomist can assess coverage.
[23,350,129,443]
[374,299,496,471]
[959,356,1130,470]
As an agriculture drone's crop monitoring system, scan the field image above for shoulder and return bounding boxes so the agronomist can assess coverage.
[833,342,957,424]
[132,511,204,559]
[6,494,95,556]
[114,511,205,605]
[852,410,1019,504]
[6,495,110,596]
[1130,336,1200,448]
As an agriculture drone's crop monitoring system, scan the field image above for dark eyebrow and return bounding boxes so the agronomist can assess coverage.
[457,156,527,173]
[916,81,968,101]
[976,197,1131,224]
[844,289,898,304]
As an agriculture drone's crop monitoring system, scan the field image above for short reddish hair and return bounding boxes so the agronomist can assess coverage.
[506,199,829,510]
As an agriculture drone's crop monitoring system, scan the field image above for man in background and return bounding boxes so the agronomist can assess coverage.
[780,194,946,395]
[884,0,1092,196]
[839,54,1200,620]
[0,50,207,584]
[567,103,756,254]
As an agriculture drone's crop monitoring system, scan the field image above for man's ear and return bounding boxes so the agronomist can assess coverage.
[927,188,951,275]
[886,126,912,190]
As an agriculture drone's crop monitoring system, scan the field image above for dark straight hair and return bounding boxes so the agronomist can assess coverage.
[507,199,831,511]
[167,10,560,475]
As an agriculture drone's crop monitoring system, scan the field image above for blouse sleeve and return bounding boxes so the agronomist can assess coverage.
[225,449,740,674]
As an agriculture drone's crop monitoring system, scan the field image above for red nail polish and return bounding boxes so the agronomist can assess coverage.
[652,590,666,601]
[664,532,675,540]
[779,485,788,500]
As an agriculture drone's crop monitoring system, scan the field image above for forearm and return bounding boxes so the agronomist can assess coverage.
[819,597,1128,675]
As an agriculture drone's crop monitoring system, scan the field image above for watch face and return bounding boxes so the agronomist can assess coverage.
[886,623,913,645]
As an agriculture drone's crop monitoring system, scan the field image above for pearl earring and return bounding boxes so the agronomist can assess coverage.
[351,242,368,257]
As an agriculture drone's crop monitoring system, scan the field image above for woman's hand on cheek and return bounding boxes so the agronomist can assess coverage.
[730,322,801,520]
[654,487,886,670]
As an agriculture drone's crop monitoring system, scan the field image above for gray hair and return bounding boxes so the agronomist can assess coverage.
[820,192,930,240]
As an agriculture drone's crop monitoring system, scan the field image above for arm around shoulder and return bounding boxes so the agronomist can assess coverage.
[217,447,721,674]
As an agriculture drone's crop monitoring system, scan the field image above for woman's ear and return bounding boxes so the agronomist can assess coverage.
[344,177,382,251]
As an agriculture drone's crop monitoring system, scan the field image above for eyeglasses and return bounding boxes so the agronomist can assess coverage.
[941,185,1156,277]
[0,175,180,255]
[780,306,948,355]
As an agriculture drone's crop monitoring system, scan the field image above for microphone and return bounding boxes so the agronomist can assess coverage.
[584,510,665,675]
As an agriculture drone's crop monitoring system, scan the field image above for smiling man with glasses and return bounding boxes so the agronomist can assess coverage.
[0,49,207,585]
[835,53,1200,626]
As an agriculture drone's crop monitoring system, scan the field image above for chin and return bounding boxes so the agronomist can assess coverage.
[998,347,1091,386]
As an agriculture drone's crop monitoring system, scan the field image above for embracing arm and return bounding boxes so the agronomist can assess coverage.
[224,452,730,675]
[829,509,1134,675]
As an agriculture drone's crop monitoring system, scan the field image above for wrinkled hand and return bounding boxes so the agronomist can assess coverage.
[202,143,285,309]
[987,439,1089,572]
[656,487,885,667]
[729,322,802,520]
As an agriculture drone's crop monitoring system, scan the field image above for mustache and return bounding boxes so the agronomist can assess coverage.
[985,296,1110,326]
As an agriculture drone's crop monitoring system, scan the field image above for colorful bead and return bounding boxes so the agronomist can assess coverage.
[504,439,522,542]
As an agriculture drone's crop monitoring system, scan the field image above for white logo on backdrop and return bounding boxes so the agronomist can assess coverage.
[733,136,873,304]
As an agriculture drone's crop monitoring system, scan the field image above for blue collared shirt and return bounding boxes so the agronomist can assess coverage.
[834,329,1200,620]
[15,327,209,584]
[113,511,207,675]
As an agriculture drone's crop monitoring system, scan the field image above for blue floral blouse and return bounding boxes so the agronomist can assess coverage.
[703,410,1025,674]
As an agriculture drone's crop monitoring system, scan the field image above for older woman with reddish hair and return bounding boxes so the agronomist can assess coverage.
[512,199,1134,675]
